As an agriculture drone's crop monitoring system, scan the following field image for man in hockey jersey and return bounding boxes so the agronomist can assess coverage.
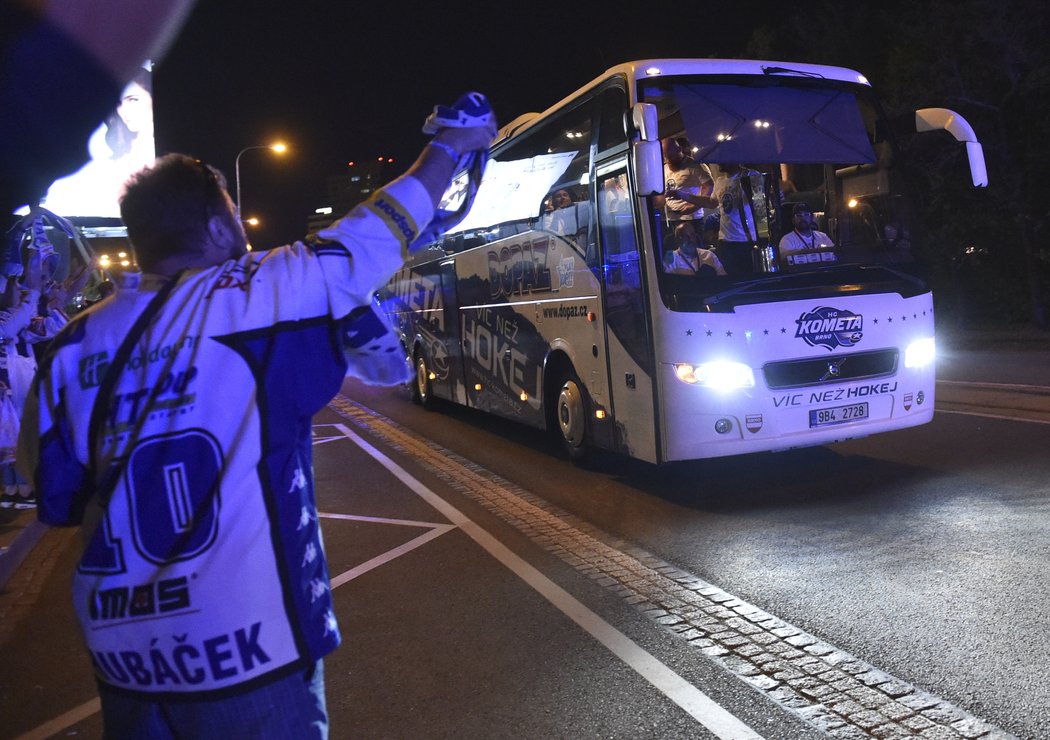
[17,104,495,738]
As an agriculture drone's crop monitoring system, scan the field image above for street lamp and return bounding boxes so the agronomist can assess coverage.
[234,142,287,216]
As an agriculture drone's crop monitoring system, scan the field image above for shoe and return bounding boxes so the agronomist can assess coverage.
[8,486,36,510]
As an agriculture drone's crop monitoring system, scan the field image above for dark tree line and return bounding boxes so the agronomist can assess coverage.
[746,0,1050,330]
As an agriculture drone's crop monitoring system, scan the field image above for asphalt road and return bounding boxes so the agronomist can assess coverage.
[1,343,1047,739]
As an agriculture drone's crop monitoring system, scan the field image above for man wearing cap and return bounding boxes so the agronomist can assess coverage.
[778,203,834,260]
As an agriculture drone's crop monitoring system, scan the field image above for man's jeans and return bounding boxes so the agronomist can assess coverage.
[97,660,328,739]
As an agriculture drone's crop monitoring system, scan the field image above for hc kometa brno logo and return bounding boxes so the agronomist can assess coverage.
[794,306,863,351]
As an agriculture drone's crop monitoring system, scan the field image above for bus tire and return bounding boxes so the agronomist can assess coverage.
[551,369,589,461]
[414,351,435,409]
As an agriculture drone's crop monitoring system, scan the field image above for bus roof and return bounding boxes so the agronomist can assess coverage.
[497,58,872,142]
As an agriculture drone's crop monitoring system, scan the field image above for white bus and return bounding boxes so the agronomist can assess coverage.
[381,59,987,464]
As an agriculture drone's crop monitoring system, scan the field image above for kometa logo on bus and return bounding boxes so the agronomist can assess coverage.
[795,306,864,351]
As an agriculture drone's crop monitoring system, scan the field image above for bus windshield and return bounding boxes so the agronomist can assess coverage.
[640,75,920,310]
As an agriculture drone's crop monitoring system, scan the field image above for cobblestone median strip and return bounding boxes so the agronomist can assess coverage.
[330,395,1015,740]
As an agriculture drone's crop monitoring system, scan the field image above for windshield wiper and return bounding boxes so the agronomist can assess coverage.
[703,275,792,306]
[762,65,825,79]
[702,264,924,307]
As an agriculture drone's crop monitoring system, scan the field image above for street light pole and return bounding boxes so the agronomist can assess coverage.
[234,142,287,217]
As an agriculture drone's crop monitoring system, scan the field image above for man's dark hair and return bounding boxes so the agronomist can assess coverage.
[119,153,231,271]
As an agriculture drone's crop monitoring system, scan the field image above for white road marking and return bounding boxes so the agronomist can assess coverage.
[936,408,1050,425]
[937,379,1049,392]
[13,699,101,740]
[333,422,764,740]
[323,513,456,588]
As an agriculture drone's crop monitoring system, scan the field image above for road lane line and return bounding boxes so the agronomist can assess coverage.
[936,408,1050,425]
[332,422,764,740]
[12,699,101,740]
[936,379,1050,392]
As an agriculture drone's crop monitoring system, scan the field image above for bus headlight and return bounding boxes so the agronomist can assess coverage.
[904,337,936,368]
[674,361,755,391]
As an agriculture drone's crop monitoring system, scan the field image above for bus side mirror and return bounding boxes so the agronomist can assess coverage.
[630,103,663,195]
[634,140,663,196]
[915,108,988,188]
[631,102,659,141]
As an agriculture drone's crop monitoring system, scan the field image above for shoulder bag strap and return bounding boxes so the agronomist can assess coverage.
[84,273,182,498]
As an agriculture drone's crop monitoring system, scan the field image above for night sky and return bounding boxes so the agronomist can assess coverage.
[152,1,766,248]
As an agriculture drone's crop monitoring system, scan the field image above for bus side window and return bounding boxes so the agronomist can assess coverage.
[598,170,640,295]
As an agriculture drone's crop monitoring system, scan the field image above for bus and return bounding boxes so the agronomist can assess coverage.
[380,59,987,464]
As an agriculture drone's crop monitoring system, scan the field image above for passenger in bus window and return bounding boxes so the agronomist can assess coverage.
[540,188,573,230]
[655,137,716,224]
[602,174,629,213]
[712,163,770,275]
[700,213,721,252]
[778,202,834,265]
[544,187,592,248]
[666,221,726,276]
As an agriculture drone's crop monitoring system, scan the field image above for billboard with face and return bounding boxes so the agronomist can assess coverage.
[25,63,155,219]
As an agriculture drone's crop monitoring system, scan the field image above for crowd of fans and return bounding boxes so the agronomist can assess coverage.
[0,215,89,508]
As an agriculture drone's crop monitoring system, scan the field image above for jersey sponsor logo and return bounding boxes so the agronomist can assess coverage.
[78,351,111,389]
[89,576,191,622]
[209,262,261,294]
[90,621,272,688]
[108,366,199,430]
[371,197,416,241]
[127,336,199,371]
[795,306,863,350]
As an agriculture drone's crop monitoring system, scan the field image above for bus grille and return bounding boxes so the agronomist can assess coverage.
[762,349,899,389]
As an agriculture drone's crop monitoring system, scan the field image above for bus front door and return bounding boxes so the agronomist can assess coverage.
[596,165,659,463]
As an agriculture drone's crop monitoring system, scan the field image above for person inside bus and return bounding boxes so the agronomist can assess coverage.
[700,213,721,252]
[544,187,592,247]
[655,137,717,225]
[666,220,726,276]
[778,202,834,265]
[712,163,770,275]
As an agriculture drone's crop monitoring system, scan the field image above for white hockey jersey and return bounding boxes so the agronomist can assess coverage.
[19,176,433,697]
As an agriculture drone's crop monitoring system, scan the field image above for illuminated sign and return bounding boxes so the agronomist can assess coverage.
[26,63,156,218]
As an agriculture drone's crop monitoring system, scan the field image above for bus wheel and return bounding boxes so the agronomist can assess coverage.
[552,370,589,461]
[414,352,435,409]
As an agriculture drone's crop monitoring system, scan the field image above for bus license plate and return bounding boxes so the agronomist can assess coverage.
[809,402,868,427]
